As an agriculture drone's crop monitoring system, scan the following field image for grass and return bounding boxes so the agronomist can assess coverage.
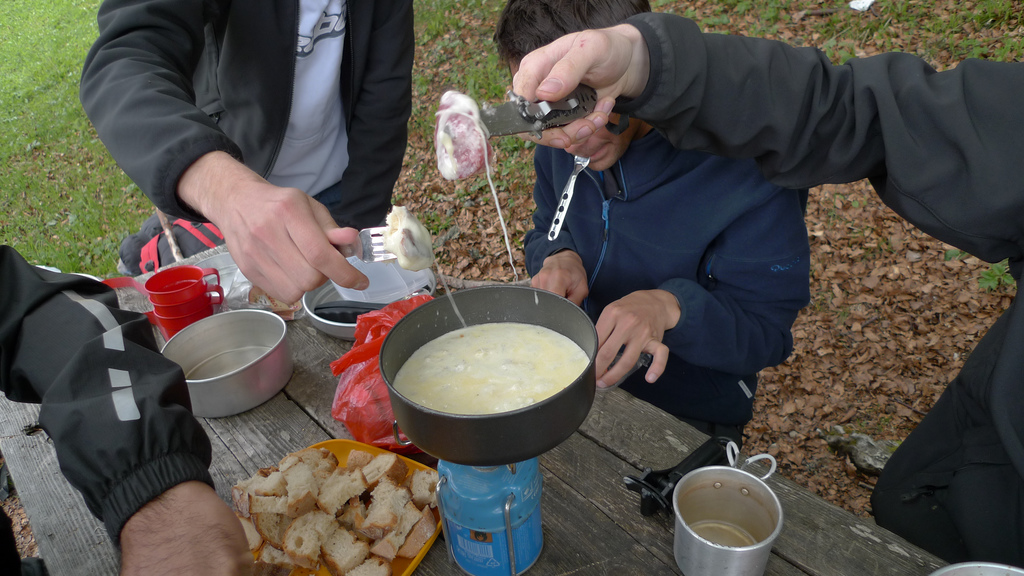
[2,0,1022,278]
[1,0,152,276]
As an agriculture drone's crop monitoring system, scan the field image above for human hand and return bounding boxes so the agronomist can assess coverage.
[120,481,252,576]
[594,289,679,388]
[530,250,589,305]
[512,24,650,150]
[178,151,368,304]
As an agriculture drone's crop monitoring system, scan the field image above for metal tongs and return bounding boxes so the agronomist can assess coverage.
[480,85,599,138]
[623,436,731,516]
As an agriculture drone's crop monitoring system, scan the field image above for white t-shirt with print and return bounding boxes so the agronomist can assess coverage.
[267,0,349,197]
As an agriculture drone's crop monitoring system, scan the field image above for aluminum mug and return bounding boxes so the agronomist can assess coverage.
[672,443,783,576]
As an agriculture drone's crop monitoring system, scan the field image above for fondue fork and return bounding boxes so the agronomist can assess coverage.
[357,227,396,263]
[547,155,590,241]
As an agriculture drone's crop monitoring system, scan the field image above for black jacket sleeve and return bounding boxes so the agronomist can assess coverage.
[621,11,1024,483]
[624,13,1024,269]
[79,0,239,221]
[0,246,213,543]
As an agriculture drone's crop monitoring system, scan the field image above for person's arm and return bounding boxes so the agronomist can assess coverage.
[592,288,676,388]
[120,481,251,576]
[629,12,1024,266]
[80,0,238,221]
[80,1,368,302]
[331,1,415,229]
[0,247,248,573]
[513,13,1024,266]
[657,187,810,375]
[176,151,367,303]
[530,251,590,305]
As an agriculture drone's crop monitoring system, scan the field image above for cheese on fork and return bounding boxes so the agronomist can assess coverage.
[383,206,433,271]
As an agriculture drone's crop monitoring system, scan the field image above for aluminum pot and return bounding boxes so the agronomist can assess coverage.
[378,285,598,466]
[162,309,293,418]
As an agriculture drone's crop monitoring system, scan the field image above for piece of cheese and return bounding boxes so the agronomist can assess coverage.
[383,206,433,271]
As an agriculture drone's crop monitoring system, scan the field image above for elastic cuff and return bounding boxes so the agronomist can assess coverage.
[101,452,214,546]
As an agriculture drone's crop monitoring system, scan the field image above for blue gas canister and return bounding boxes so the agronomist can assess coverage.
[437,458,543,576]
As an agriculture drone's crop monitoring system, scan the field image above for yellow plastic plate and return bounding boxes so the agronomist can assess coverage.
[250,439,441,576]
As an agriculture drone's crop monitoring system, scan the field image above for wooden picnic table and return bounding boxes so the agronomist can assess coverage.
[0,247,948,576]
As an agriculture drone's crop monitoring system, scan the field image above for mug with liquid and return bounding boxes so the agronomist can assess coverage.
[672,443,783,576]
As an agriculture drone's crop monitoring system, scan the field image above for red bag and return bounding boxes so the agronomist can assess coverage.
[329,295,434,454]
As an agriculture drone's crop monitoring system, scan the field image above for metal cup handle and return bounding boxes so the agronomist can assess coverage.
[392,421,413,446]
[725,441,777,481]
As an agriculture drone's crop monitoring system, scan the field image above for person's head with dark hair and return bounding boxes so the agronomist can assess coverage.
[494,0,651,67]
[495,0,654,172]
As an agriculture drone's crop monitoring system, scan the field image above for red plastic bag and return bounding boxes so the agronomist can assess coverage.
[329,295,433,454]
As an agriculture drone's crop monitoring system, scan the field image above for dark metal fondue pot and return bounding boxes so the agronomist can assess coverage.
[379,285,598,466]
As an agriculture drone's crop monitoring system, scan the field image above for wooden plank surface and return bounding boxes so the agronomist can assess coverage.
[2,246,949,576]
[582,389,946,576]
[201,393,335,502]
[280,315,353,440]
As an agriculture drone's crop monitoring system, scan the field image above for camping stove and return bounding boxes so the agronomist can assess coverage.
[436,458,543,576]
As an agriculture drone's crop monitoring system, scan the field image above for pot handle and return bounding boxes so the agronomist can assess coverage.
[726,441,777,480]
[392,421,413,446]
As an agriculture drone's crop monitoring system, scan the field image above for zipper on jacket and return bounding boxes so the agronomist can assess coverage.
[586,160,627,291]
[587,199,612,286]
[705,255,717,281]
[582,198,610,317]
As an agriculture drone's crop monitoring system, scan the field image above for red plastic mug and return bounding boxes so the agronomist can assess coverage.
[151,289,223,318]
[147,305,215,340]
[144,266,221,306]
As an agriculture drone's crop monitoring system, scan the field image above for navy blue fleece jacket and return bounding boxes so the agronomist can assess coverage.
[525,131,810,425]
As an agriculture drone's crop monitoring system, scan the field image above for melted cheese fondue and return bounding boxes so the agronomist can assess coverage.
[392,322,590,415]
